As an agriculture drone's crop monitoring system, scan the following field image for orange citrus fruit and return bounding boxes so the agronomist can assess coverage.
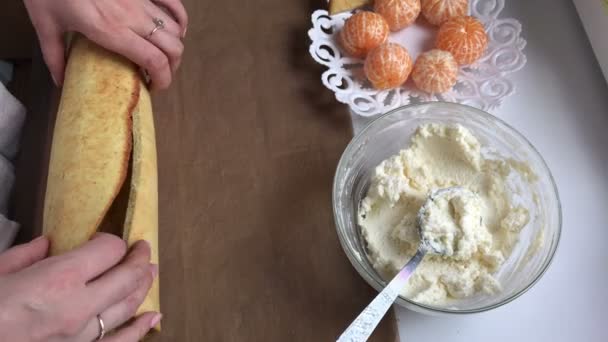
[436,16,488,65]
[339,12,390,58]
[364,43,413,90]
[411,49,458,93]
[421,0,468,26]
[374,0,421,31]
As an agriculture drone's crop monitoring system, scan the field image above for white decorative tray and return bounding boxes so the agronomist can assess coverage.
[308,0,527,117]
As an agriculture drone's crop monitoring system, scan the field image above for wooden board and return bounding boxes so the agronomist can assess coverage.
[12,0,399,340]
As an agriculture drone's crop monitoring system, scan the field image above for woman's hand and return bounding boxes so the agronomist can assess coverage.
[0,233,159,342]
[23,0,188,90]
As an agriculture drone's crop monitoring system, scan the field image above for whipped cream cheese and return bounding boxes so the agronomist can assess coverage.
[358,124,532,305]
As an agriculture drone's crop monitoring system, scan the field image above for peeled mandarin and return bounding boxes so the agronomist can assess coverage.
[364,43,413,90]
[412,49,458,93]
[339,12,390,58]
[436,16,488,65]
[421,0,468,26]
[374,0,421,31]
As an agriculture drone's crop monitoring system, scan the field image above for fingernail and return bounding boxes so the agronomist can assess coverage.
[134,239,150,250]
[32,235,46,242]
[150,313,162,328]
[141,239,151,250]
[182,26,187,38]
[51,74,58,86]
[150,264,158,278]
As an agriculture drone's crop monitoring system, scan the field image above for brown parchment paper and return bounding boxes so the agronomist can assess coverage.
[12,0,399,340]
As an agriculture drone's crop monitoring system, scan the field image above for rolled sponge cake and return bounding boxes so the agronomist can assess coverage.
[43,35,160,331]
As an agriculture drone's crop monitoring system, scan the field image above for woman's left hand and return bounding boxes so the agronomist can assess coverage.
[0,234,158,342]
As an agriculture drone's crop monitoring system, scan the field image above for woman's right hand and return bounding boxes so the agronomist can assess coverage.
[0,233,159,342]
[24,0,188,90]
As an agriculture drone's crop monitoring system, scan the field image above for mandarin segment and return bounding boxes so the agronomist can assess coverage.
[339,11,390,58]
[374,0,421,31]
[436,16,488,65]
[412,49,459,93]
[421,0,468,26]
[364,43,413,89]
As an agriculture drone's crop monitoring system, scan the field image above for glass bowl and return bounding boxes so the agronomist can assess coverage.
[333,102,561,315]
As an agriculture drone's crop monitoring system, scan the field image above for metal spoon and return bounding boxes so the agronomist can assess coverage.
[337,187,467,342]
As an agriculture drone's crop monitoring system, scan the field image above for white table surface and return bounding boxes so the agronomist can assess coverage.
[351,1,608,341]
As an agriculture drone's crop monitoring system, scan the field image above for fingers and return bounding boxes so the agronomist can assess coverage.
[145,29,184,73]
[143,1,182,37]
[83,240,153,317]
[104,312,162,342]
[151,0,188,36]
[75,0,184,89]
[38,27,66,86]
[102,264,156,330]
[141,2,184,73]
[59,233,127,281]
[80,261,156,340]
[0,236,49,274]
[88,28,172,90]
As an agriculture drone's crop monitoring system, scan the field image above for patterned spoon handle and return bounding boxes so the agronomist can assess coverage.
[337,248,426,342]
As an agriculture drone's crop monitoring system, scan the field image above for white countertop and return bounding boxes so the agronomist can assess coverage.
[351,1,608,340]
